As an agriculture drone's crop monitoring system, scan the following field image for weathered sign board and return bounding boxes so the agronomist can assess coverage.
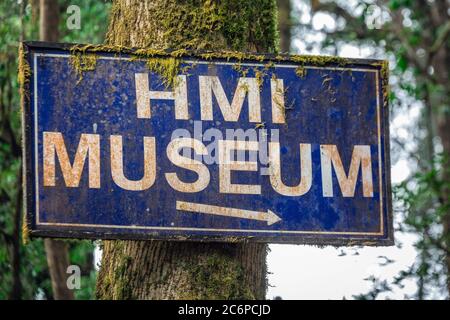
[21,41,393,245]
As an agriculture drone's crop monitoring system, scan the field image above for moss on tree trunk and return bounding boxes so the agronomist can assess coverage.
[95,0,278,300]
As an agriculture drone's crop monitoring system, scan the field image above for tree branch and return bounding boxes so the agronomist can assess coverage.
[389,10,428,73]
[430,20,450,54]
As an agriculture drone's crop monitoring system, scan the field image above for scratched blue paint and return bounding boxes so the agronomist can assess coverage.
[24,43,393,245]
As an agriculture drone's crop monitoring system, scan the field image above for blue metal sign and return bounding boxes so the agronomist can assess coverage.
[21,42,393,245]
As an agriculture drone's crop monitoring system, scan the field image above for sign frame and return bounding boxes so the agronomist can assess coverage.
[21,41,394,246]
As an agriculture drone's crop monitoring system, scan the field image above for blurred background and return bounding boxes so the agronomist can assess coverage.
[0,0,449,299]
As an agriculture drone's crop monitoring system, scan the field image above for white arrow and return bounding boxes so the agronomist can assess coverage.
[176,201,282,226]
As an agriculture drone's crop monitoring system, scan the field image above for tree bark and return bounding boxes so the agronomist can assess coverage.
[40,0,74,300]
[8,0,28,300]
[437,115,450,297]
[277,0,291,53]
[44,239,74,299]
[39,0,59,42]
[428,1,450,298]
[434,84,450,298]
[96,0,278,300]
[9,167,22,300]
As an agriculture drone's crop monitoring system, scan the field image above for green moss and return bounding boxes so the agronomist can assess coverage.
[105,0,278,53]
[295,66,307,78]
[232,63,249,77]
[69,45,98,82]
[96,243,135,300]
[146,57,181,88]
[254,69,264,88]
[18,43,31,245]
[18,44,31,89]
[179,253,255,300]
[133,48,185,88]
[132,48,167,58]
[199,51,265,62]
[71,44,129,55]
[67,43,371,94]
[112,255,133,299]
[21,216,29,245]
[290,54,351,66]
[67,45,277,91]
[372,60,390,108]
[290,54,355,80]
[253,61,276,89]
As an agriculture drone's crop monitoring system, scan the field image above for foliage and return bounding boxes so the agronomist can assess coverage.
[297,0,450,299]
[392,155,450,298]
[0,0,110,299]
[353,156,450,299]
[0,0,48,300]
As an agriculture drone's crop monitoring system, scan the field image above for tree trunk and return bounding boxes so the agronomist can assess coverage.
[8,0,28,300]
[40,0,74,300]
[44,239,74,299]
[276,0,291,53]
[39,0,59,42]
[435,93,450,298]
[9,167,22,300]
[437,115,450,297]
[96,0,278,300]
[429,1,450,297]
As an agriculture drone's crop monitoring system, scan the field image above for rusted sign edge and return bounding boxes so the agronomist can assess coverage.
[22,40,389,69]
[20,41,393,247]
[30,229,394,247]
